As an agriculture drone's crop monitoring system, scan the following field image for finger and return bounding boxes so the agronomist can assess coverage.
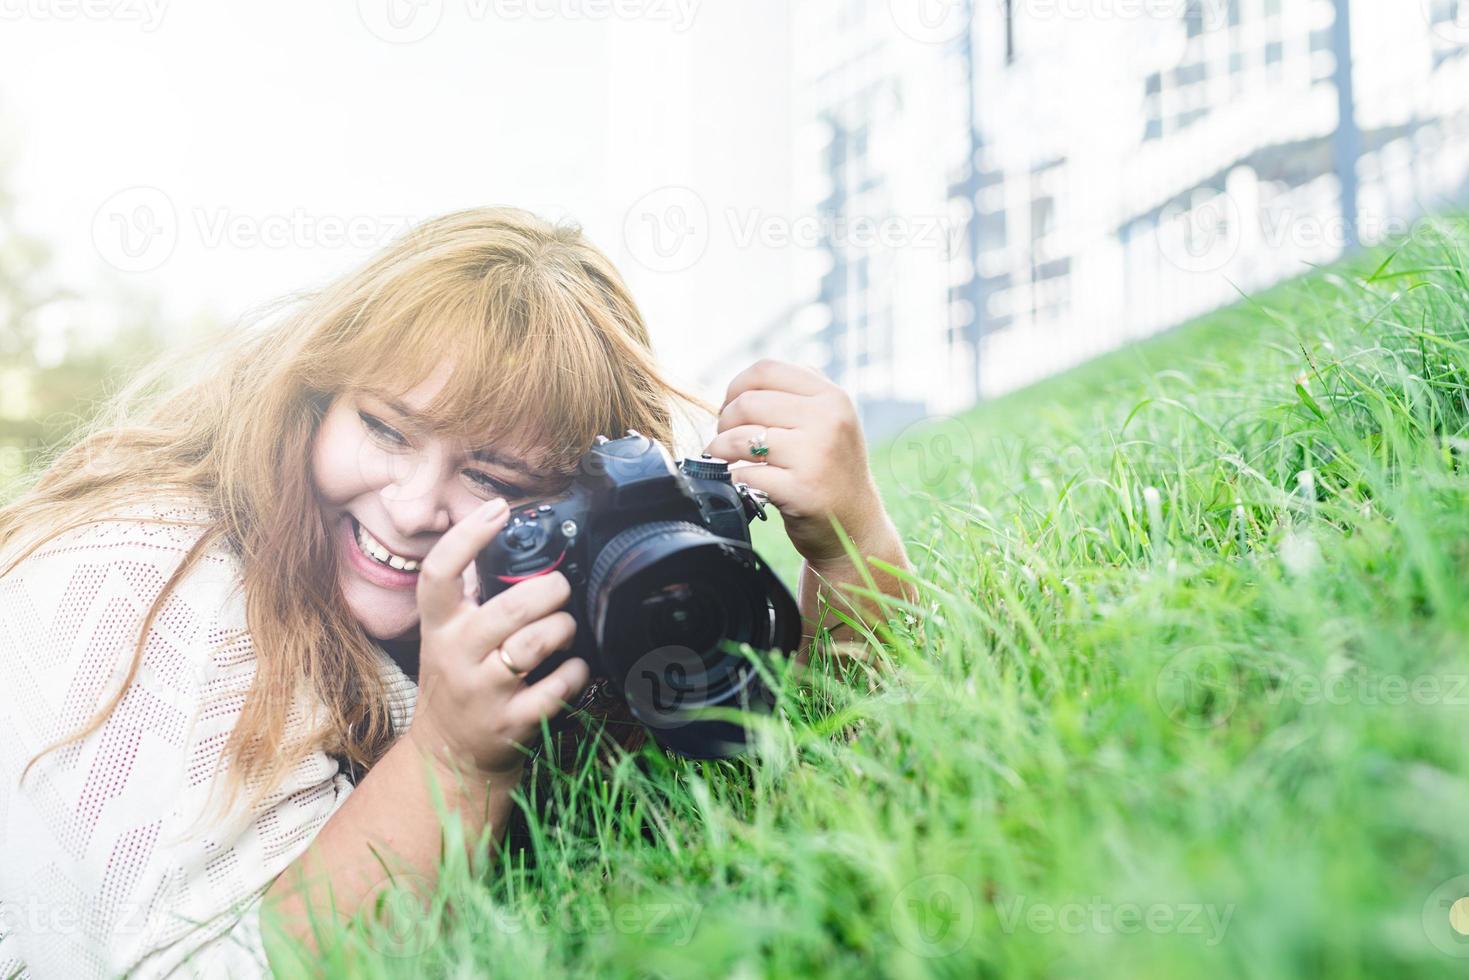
[722,359,829,408]
[723,461,796,510]
[705,424,799,467]
[489,611,577,681]
[717,389,811,431]
[416,497,510,623]
[461,571,573,655]
[506,656,592,730]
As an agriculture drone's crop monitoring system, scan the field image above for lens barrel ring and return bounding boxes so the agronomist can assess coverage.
[586,520,715,622]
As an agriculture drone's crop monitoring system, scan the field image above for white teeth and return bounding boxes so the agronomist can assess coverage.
[355,520,420,572]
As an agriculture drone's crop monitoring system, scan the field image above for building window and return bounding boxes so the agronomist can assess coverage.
[1004,0,1016,64]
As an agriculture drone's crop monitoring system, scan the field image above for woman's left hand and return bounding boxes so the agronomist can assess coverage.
[703,359,899,568]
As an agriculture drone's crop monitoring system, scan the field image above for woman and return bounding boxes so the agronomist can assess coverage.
[0,208,910,977]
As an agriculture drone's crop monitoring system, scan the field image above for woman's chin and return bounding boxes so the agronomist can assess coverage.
[340,575,419,640]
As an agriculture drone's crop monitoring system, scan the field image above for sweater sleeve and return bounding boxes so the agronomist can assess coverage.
[0,500,415,979]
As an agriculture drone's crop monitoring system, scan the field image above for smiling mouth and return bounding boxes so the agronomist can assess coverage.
[350,516,423,572]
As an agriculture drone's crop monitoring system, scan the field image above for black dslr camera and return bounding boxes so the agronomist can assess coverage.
[476,431,800,758]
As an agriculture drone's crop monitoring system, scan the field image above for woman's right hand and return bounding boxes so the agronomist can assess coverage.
[405,497,590,779]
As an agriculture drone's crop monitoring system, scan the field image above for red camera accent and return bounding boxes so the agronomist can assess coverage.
[494,548,567,584]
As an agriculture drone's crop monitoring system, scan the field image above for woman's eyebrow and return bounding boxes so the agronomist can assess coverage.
[466,446,555,481]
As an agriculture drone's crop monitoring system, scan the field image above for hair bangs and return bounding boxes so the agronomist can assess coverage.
[339,264,628,473]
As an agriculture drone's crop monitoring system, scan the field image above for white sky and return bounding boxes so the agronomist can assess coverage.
[0,0,796,391]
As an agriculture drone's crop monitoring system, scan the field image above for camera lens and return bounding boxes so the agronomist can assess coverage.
[585,520,800,756]
[640,580,726,655]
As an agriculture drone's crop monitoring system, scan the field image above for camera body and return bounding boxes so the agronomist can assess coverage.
[475,431,800,757]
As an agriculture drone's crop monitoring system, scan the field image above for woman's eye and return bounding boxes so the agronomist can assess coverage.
[464,469,525,499]
[358,412,408,447]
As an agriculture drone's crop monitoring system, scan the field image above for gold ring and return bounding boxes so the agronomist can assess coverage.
[497,646,527,678]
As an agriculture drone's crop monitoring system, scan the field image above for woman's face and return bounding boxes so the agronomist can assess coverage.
[311,365,566,640]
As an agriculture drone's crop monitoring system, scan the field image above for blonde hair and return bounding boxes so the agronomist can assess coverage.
[2,206,707,814]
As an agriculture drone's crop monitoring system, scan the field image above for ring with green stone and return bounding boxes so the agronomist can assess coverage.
[749,431,770,459]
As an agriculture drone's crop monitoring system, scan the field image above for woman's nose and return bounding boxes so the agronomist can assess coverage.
[378,458,452,539]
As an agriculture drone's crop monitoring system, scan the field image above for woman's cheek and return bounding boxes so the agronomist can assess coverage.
[313,412,381,502]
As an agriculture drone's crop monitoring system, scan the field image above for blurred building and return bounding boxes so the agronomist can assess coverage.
[743,0,1469,435]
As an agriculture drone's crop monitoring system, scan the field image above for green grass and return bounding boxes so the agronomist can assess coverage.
[277,218,1469,978]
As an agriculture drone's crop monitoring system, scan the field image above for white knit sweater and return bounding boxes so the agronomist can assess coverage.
[0,496,419,978]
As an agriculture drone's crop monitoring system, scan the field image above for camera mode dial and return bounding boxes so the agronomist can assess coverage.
[681,453,732,482]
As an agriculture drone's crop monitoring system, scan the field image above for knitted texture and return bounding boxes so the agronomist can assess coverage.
[0,496,418,978]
